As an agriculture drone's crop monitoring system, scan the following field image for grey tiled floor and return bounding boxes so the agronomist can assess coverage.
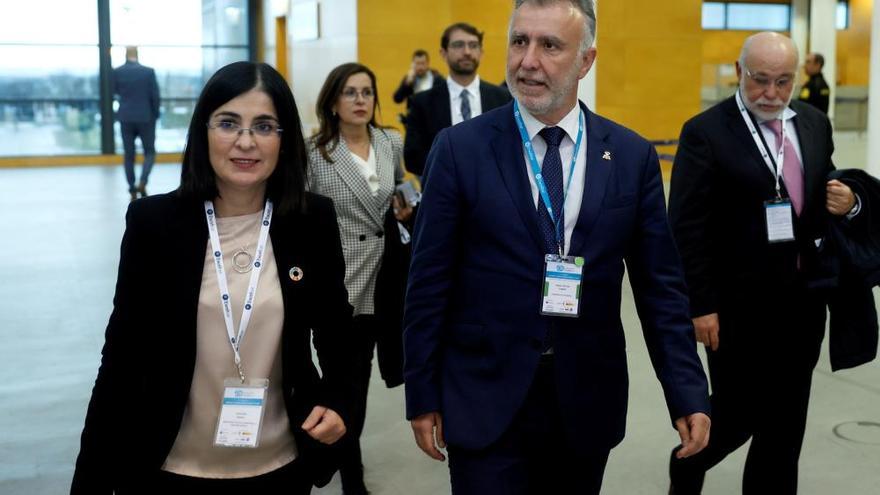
[0,155,878,494]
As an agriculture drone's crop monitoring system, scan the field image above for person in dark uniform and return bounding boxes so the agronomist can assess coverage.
[798,52,830,114]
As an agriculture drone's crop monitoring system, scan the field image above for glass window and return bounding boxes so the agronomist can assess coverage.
[726,3,790,31]
[1,1,97,44]
[836,1,850,30]
[109,0,250,154]
[702,3,727,30]
[0,0,100,156]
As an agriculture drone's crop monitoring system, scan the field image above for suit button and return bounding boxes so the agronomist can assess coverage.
[359,234,366,241]
[375,231,384,238]
[529,338,542,350]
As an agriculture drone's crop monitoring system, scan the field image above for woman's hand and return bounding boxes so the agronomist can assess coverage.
[302,405,346,444]
[393,194,413,223]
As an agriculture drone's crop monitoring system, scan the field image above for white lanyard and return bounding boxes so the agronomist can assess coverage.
[204,200,273,383]
[735,89,786,198]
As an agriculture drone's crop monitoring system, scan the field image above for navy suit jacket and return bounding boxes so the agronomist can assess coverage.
[403,101,710,452]
[403,78,511,176]
[112,61,160,123]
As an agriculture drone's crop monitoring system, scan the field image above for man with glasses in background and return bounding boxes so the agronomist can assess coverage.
[403,22,510,178]
[112,46,160,201]
[667,32,857,494]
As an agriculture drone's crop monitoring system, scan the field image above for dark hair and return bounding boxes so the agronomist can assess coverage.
[413,49,429,60]
[178,62,308,215]
[312,63,385,163]
[441,22,483,50]
[812,53,825,68]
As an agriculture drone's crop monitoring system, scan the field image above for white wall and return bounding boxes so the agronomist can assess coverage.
[288,0,358,134]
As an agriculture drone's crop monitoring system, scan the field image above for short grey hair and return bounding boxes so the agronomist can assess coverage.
[514,0,596,52]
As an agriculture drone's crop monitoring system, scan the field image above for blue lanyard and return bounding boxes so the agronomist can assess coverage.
[513,101,584,254]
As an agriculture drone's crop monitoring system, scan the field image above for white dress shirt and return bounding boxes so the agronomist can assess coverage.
[519,103,587,255]
[349,145,380,195]
[414,71,434,93]
[448,75,483,125]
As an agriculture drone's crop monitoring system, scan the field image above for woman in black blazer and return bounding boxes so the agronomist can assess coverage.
[72,62,355,494]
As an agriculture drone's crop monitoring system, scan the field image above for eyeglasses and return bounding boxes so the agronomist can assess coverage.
[448,40,481,51]
[207,120,283,140]
[341,87,375,101]
[745,68,794,90]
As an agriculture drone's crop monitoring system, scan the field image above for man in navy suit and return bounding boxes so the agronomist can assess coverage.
[112,46,160,201]
[403,22,511,177]
[403,1,711,493]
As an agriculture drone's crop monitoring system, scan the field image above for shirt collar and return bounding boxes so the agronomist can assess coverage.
[447,75,481,98]
[756,105,797,125]
[518,101,582,143]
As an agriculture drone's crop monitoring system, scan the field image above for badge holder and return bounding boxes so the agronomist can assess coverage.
[764,198,795,244]
[541,254,584,317]
[214,377,269,448]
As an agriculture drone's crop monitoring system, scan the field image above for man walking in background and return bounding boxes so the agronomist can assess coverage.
[403,22,510,177]
[112,46,160,201]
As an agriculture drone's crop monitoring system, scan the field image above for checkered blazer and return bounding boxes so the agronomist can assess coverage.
[307,126,404,316]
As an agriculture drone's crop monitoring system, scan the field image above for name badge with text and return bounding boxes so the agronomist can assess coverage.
[765,199,795,243]
[214,378,269,448]
[541,255,584,317]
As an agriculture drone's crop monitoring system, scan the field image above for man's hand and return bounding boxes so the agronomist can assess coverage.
[410,412,446,461]
[405,62,417,84]
[826,179,856,216]
[693,313,720,351]
[673,412,711,459]
[302,405,346,444]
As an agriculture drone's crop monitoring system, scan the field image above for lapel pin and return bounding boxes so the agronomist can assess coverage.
[289,267,303,282]
[602,151,612,161]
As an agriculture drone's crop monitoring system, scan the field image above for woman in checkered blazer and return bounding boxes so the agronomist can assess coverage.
[307,63,414,495]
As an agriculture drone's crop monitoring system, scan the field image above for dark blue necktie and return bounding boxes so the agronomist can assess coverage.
[537,126,566,254]
[460,89,472,121]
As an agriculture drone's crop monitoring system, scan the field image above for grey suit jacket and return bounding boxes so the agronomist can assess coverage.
[307,126,404,315]
[112,61,160,123]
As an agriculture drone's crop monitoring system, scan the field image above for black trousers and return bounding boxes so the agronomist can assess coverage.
[339,314,379,492]
[148,459,311,494]
[448,355,610,495]
[670,285,826,495]
[121,121,156,190]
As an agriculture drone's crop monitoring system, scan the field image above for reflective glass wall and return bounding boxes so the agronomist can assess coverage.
[0,1,101,155]
[0,0,253,157]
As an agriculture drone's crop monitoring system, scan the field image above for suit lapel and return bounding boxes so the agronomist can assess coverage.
[167,199,210,363]
[433,80,452,130]
[791,111,822,215]
[332,139,385,227]
[569,106,613,255]
[370,127,396,200]
[490,103,544,253]
[722,98,777,192]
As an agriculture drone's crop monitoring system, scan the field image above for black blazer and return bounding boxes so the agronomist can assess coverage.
[392,69,444,106]
[669,97,836,317]
[72,192,355,493]
[403,78,511,176]
[823,169,880,370]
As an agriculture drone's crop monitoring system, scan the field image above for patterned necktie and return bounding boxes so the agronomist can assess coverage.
[537,127,566,254]
[764,119,804,216]
[460,89,472,121]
